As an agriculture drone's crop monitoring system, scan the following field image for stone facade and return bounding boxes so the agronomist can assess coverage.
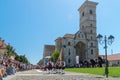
[43,45,55,58]
[55,0,99,67]
[43,45,55,65]
[43,0,99,67]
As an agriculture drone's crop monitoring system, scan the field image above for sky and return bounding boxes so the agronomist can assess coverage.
[0,0,120,64]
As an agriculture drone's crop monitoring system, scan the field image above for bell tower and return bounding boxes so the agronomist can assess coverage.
[78,0,99,60]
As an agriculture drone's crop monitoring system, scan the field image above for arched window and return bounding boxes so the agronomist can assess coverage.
[82,12,84,16]
[91,36,93,40]
[118,61,119,64]
[68,42,71,46]
[91,49,93,55]
[68,59,71,63]
[90,10,93,14]
[90,30,93,33]
[91,43,93,47]
[90,24,92,27]
[82,25,84,30]
[63,45,66,48]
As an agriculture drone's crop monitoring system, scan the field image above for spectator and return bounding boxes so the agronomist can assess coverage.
[0,68,3,80]
[0,62,3,80]
[8,64,15,75]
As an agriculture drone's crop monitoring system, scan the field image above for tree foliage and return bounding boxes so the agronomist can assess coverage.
[51,50,60,63]
[6,43,17,57]
[5,43,30,64]
[15,55,29,64]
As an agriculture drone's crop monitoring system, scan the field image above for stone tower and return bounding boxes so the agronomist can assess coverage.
[44,0,99,67]
[75,0,99,61]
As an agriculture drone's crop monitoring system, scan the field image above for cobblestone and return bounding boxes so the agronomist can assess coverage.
[4,69,120,80]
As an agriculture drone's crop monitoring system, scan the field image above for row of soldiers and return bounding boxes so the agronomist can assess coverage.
[46,60,66,74]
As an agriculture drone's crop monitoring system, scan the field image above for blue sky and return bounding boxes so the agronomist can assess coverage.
[0,0,120,64]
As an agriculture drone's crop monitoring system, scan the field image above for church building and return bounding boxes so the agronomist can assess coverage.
[43,0,99,67]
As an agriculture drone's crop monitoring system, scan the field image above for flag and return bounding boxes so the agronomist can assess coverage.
[58,49,62,61]
[96,51,99,59]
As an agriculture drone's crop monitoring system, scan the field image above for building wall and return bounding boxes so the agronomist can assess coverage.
[78,0,98,61]
[0,49,7,56]
[55,37,62,51]
[43,45,55,65]
[43,45,55,58]
[109,60,120,66]
[62,37,75,67]
[43,1,99,67]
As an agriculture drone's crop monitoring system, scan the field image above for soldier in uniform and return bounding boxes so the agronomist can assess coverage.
[47,60,53,74]
[61,60,66,74]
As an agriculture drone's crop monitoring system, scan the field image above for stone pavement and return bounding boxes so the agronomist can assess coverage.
[3,69,120,80]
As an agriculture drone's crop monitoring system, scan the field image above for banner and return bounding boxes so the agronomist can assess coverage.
[76,56,79,64]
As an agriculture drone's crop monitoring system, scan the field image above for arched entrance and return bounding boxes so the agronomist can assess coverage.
[75,41,86,61]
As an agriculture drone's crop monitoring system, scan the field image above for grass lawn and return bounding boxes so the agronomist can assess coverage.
[65,67,120,77]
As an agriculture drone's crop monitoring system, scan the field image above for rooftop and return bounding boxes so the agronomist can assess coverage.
[107,53,120,61]
[63,34,74,38]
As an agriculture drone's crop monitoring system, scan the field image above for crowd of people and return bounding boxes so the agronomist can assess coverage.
[43,60,66,74]
[0,55,35,80]
[75,57,104,68]
[41,57,104,75]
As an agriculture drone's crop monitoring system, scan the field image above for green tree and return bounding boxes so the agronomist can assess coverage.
[15,55,30,64]
[51,50,60,63]
[15,55,21,61]
[6,43,30,64]
[6,43,17,57]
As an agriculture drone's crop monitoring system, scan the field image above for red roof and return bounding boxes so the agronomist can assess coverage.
[64,34,74,38]
[107,53,120,61]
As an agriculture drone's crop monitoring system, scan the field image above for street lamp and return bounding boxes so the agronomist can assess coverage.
[97,34,114,78]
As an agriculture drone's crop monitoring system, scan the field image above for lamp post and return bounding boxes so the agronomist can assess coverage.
[97,34,114,78]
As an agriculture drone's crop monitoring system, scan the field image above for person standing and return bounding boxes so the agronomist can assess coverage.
[47,60,52,74]
[61,60,66,74]
[0,64,3,80]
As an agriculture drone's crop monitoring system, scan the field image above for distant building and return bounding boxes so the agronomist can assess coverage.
[43,45,55,57]
[107,53,120,66]
[0,38,7,56]
[43,45,55,65]
[43,0,99,67]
